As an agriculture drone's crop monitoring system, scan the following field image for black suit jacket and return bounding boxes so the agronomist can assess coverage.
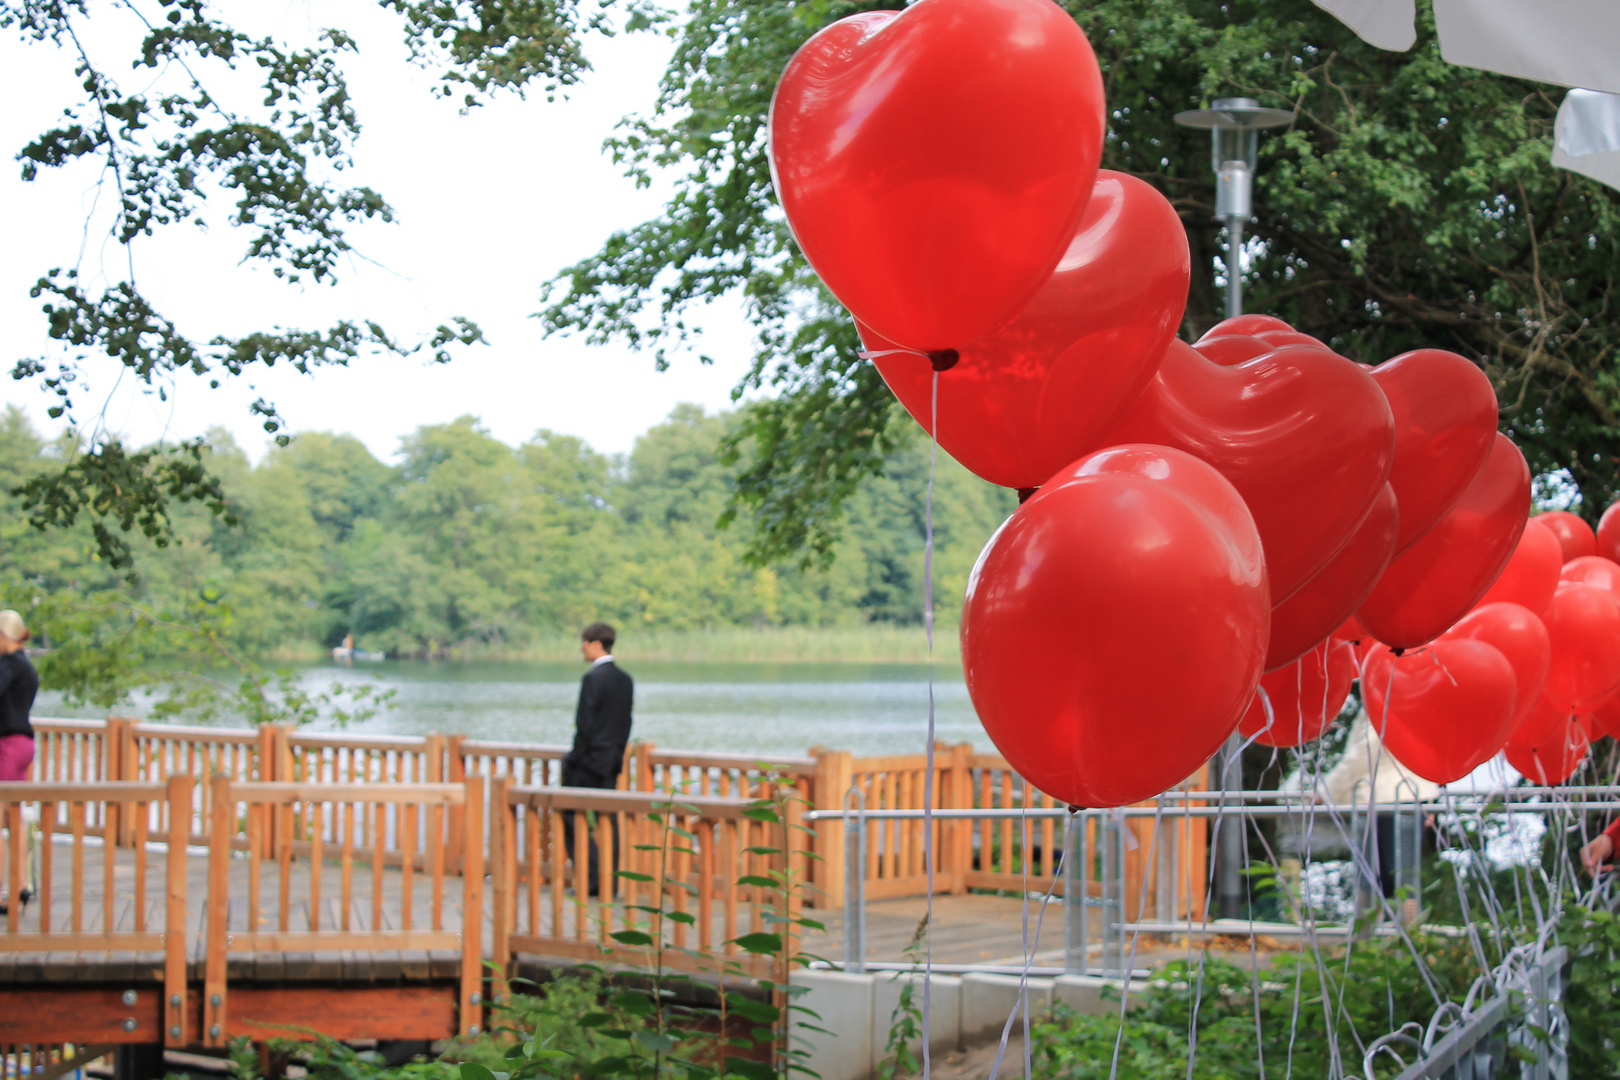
[563,660,634,787]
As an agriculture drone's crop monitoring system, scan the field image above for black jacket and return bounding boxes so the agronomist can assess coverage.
[0,651,38,739]
[563,659,633,787]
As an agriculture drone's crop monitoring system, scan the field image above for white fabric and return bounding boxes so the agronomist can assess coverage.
[1309,0,1416,51]
[1315,710,1442,806]
[1552,88,1620,193]
[1312,0,1620,97]
[591,653,615,667]
[1432,0,1620,93]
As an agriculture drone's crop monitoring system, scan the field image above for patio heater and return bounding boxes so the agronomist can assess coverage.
[1173,96,1291,920]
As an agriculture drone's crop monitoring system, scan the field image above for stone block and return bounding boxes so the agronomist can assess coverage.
[790,969,874,1080]
[959,973,1055,1045]
[869,971,962,1069]
[1052,974,1148,1016]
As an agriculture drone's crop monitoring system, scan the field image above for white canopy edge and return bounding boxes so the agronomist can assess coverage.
[1552,88,1620,193]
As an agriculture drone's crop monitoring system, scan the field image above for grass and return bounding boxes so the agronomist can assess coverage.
[460,624,961,664]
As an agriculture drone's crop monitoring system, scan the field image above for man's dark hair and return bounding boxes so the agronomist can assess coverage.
[582,622,617,651]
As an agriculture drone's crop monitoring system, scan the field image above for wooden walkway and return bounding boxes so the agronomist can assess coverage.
[1,840,1087,983]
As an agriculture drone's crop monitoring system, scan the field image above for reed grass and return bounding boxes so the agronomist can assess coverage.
[467,624,959,664]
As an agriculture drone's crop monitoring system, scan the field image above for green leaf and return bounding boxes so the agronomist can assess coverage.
[634,1030,678,1053]
[462,1065,501,1080]
[733,932,782,954]
[666,910,697,925]
[724,1058,777,1080]
[580,1012,615,1028]
[742,807,781,824]
[725,992,781,1023]
[616,871,656,882]
[736,875,779,888]
[611,991,656,1015]
[611,930,656,946]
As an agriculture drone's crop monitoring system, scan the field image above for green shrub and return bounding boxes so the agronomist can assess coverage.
[1031,935,1482,1080]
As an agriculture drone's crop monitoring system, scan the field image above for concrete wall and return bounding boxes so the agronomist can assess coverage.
[792,970,1149,1080]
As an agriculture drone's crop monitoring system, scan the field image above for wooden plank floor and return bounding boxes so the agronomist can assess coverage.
[0,839,1079,985]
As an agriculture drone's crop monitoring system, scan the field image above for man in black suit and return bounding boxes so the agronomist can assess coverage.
[562,622,633,895]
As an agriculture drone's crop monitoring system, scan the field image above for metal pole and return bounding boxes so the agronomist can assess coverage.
[844,785,866,973]
[1217,732,1245,919]
[1225,215,1245,319]
[1064,811,1088,976]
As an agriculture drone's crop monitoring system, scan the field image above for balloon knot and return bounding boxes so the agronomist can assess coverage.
[1391,647,1405,658]
[1017,486,1039,504]
[1066,804,1085,814]
[928,349,959,372]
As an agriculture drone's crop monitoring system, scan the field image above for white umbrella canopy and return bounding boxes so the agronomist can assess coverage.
[1309,0,1620,190]
[1553,90,1620,194]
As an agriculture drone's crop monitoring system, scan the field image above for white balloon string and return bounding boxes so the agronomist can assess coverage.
[988,824,1068,1080]
[857,348,929,360]
[1108,800,1164,1080]
[921,367,939,1080]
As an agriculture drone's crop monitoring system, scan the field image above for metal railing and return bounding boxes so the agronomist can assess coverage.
[1365,945,1569,1080]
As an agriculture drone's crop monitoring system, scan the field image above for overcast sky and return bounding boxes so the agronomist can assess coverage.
[0,0,759,463]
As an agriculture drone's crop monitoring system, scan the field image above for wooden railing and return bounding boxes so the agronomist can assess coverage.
[27,719,1211,917]
[0,775,790,1047]
[0,777,193,1047]
[490,780,802,984]
[202,777,484,1046]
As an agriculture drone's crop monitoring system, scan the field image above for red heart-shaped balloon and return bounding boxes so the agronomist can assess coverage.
[1441,602,1550,727]
[865,172,1189,489]
[1265,483,1399,671]
[1362,639,1518,784]
[1536,510,1597,561]
[1598,502,1620,565]
[1369,350,1499,556]
[1504,694,1589,784]
[1542,581,1620,711]
[1560,555,1620,600]
[1476,518,1563,615]
[1237,635,1357,746]
[961,444,1268,808]
[1194,334,1272,367]
[1106,339,1395,602]
[1588,687,1620,740]
[770,0,1105,351]
[1358,433,1530,649]
[1201,315,1294,338]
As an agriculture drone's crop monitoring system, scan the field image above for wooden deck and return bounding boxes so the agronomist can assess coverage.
[0,719,1217,1054]
[0,841,1078,981]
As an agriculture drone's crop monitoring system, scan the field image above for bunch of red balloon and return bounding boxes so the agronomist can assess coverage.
[1345,508,1620,789]
[768,0,1531,807]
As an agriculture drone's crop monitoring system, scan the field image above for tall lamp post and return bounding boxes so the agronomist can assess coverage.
[1173,96,1291,921]
[1173,98,1293,319]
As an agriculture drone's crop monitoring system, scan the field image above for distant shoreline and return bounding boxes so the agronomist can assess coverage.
[279,625,962,666]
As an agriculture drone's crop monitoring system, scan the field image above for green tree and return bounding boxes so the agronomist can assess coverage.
[541,0,1620,559]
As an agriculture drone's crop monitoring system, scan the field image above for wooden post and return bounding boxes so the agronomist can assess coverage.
[489,776,512,1005]
[107,717,134,846]
[948,743,972,894]
[164,774,192,1048]
[447,735,467,875]
[273,725,293,783]
[205,774,232,1047]
[810,749,851,909]
[635,741,658,793]
[460,775,486,1036]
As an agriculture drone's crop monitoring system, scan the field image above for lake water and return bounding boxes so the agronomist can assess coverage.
[36,660,989,758]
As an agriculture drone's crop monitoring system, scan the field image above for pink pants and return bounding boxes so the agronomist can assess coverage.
[0,735,34,781]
